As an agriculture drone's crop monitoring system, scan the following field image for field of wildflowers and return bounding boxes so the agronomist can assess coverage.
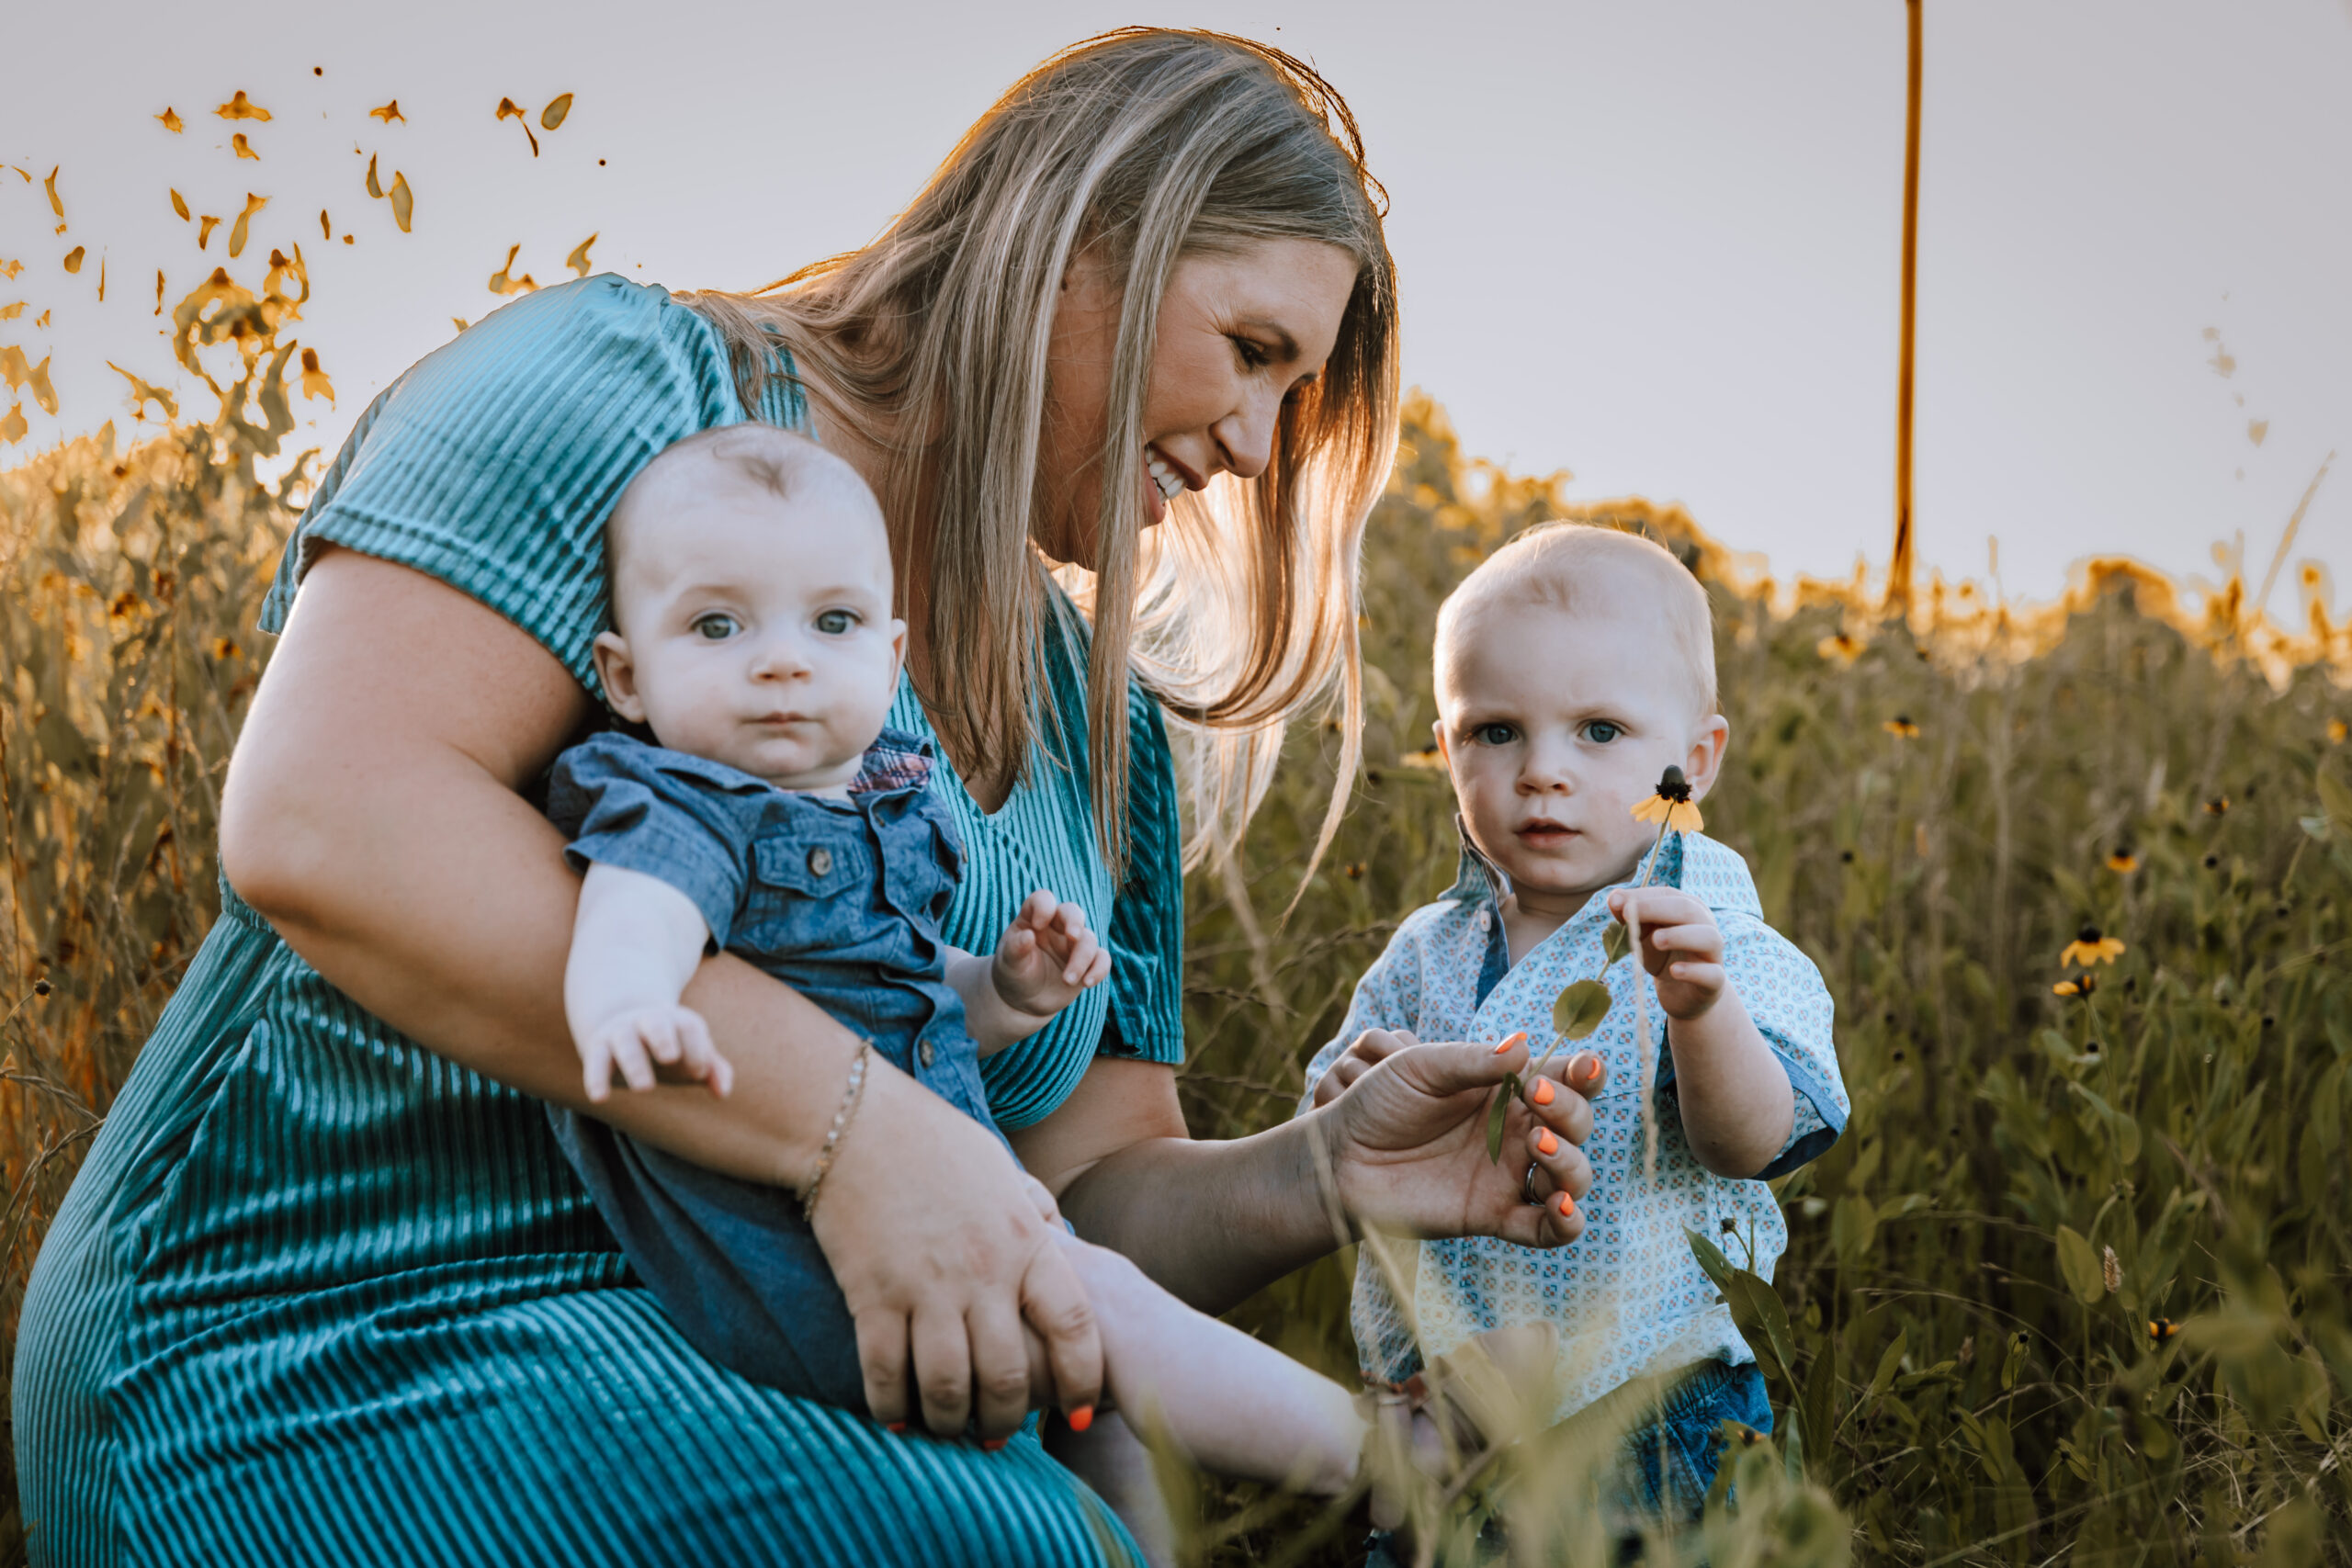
[5,344,2349,1559]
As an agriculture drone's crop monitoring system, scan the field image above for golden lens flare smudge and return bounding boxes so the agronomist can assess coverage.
[62,247,85,275]
[565,232,597,278]
[0,258,20,278]
[97,256,106,302]
[451,317,470,333]
[232,133,261,162]
[388,172,413,232]
[45,167,64,220]
[197,216,220,250]
[0,301,22,320]
[157,107,184,133]
[496,98,540,157]
[216,90,272,121]
[170,188,189,220]
[365,153,383,200]
[487,243,538,297]
[0,403,26,445]
[319,210,331,241]
[153,269,164,316]
[369,101,404,124]
[107,361,177,421]
[540,93,574,131]
[2060,926,2127,968]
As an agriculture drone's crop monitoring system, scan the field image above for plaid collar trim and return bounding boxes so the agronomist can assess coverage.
[851,726,936,795]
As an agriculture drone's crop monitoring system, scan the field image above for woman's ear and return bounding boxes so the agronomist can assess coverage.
[1683,715,1731,799]
[593,630,649,725]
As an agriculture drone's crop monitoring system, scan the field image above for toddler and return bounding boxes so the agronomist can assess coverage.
[1303,523,1849,1520]
[545,423,1527,1517]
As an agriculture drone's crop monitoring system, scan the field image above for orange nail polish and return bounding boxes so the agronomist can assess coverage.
[1068,1404,1095,1434]
[1538,1130,1558,1156]
[982,1438,1008,1451]
[1555,1192,1577,1219]
[1493,1031,1527,1055]
[1574,1055,1600,1084]
[1531,1079,1555,1106]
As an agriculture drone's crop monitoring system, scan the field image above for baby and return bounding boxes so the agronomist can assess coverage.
[1303,523,1849,1522]
[545,423,1521,1518]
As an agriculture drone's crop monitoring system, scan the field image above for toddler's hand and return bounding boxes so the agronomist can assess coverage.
[579,1003,732,1102]
[1309,1026,1420,1108]
[1607,888,1728,1021]
[991,891,1111,1020]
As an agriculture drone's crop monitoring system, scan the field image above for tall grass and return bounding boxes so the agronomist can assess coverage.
[3,382,2347,1563]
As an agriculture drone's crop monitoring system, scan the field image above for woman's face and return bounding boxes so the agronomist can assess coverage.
[1035,236,1361,570]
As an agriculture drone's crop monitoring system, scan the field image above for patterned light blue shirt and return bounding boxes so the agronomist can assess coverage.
[1299,827,1849,1422]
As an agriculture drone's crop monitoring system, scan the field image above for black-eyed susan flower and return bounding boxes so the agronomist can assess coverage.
[1816,632,1861,666]
[2329,719,2347,745]
[2148,1317,2180,1346]
[2061,925,2127,968]
[2107,846,2140,874]
[1631,765,1704,833]
[1883,716,1920,739]
[2052,975,2098,998]
[2202,795,2231,818]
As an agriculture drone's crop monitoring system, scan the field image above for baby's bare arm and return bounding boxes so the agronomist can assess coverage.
[567,863,731,1100]
[1611,888,1793,1177]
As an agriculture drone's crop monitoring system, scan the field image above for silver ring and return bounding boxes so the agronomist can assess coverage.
[1521,1160,1544,1206]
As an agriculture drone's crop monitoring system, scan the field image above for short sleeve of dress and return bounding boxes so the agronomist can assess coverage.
[1715,910,1849,1179]
[1095,681,1186,1066]
[546,734,763,949]
[257,276,773,693]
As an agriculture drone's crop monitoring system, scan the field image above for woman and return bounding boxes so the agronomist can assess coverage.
[15,30,1602,1565]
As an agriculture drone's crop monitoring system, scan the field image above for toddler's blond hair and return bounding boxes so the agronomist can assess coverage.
[1434,523,1717,719]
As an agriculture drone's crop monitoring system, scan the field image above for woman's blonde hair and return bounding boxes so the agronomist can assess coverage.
[683,27,1397,873]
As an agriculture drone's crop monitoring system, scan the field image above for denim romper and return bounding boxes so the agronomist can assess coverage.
[544,726,1003,1413]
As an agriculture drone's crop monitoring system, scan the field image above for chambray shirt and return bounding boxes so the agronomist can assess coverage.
[1300,828,1848,1424]
[543,726,1003,1410]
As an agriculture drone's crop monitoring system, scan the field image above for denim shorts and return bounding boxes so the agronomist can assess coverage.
[1613,1356,1772,1521]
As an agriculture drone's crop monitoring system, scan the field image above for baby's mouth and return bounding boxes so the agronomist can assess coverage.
[1517,820,1577,843]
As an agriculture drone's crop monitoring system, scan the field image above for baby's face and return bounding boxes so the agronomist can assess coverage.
[1436,595,1725,912]
[595,465,904,790]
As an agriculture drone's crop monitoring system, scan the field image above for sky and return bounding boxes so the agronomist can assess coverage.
[4,0,2348,604]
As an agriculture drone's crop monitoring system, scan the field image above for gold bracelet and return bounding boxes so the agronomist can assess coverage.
[800,1040,872,1223]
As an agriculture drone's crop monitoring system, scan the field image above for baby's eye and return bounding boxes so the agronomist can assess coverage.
[1583,720,1623,744]
[692,613,739,641]
[1472,722,1519,747]
[814,608,861,636]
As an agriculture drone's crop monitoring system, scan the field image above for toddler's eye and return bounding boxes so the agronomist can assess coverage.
[692,613,739,640]
[1473,722,1519,747]
[814,608,860,636]
[1583,720,1623,744]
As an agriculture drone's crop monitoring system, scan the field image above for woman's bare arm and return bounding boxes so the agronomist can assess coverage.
[220,548,1103,1438]
[1012,1046,1606,1318]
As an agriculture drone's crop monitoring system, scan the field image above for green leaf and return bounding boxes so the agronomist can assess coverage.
[1485,1072,1520,1163]
[1687,1229,1797,1388]
[2056,1224,2105,1303]
[1602,919,1631,966]
[1868,1327,1908,1400]
[1552,979,1611,1042]
[2318,769,2352,830]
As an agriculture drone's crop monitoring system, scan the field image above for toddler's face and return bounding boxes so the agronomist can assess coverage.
[1436,597,1725,913]
[595,466,905,790]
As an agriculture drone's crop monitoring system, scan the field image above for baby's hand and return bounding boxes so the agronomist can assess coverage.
[991,891,1111,1020]
[578,1003,733,1102]
[1607,888,1728,1021]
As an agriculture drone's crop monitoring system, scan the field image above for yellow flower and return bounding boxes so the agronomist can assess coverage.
[2052,975,2098,998]
[1630,765,1704,833]
[1815,633,1861,666]
[2060,925,2126,968]
[2329,719,2347,745]
[2202,795,2231,818]
[2106,848,2139,874]
[2148,1317,2180,1346]
[1883,716,1920,739]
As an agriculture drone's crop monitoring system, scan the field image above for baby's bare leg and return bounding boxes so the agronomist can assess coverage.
[1028,1231,1366,1496]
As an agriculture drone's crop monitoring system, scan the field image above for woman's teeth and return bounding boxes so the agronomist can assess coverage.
[1146,450,1183,502]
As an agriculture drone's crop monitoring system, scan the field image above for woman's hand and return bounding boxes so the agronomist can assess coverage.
[812,1066,1104,1440]
[1312,1033,1608,1249]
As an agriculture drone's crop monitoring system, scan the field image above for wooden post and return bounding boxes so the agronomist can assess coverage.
[1891,0,1923,616]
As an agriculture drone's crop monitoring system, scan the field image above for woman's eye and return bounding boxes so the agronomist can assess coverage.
[1474,723,1518,747]
[1584,721,1622,744]
[692,614,738,640]
[1232,335,1271,371]
[815,609,859,636]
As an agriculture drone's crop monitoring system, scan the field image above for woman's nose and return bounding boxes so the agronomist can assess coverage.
[1211,386,1284,481]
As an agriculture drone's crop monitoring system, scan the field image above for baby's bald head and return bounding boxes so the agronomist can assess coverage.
[1435,524,1717,725]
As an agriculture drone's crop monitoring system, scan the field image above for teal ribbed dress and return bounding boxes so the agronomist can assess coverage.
[13,276,1187,1566]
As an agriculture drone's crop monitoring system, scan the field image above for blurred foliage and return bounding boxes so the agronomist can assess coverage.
[5,335,2351,1563]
